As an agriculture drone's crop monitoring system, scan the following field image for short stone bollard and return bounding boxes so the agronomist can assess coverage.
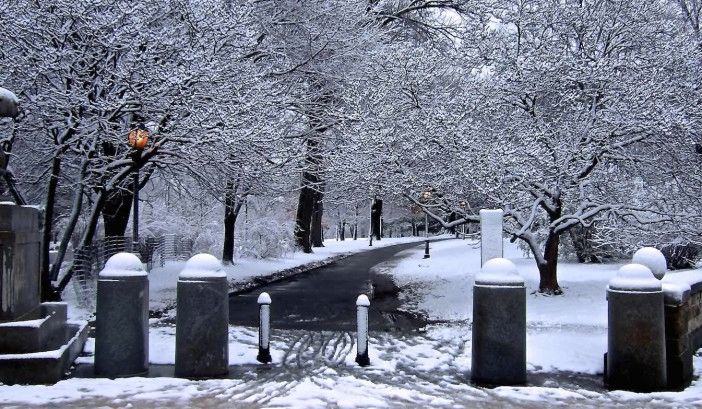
[175,254,229,378]
[471,258,526,386]
[606,263,666,391]
[257,292,272,364]
[479,209,503,266]
[95,253,149,377]
[355,294,370,367]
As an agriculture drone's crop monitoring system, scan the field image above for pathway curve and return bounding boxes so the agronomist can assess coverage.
[228,240,435,332]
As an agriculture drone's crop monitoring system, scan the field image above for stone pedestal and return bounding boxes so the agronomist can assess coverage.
[606,264,666,392]
[479,209,503,266]
[95,253,149,377]
[1,203,41,321]
[471,258,526,385]
[175,254,229,378]
[0,204,87,384]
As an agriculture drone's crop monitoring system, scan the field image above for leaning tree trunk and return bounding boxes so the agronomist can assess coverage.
[39,154,63,301]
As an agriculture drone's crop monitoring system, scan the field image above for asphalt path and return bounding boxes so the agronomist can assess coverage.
[228,240,433,332]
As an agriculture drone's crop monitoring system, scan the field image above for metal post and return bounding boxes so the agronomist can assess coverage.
[355,294,370,366]
[368,198,373,246]
[423,213,430,259]
[257,292,272,364]
[132,168,139,251]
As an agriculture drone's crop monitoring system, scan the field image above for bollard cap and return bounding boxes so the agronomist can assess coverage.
[475,258,524,286]
[356,294,370,307]
[179,253,226,280]
[99,253,147,278]
[258,292,272,305]
[632,247,667,280]
[608,263,661,292]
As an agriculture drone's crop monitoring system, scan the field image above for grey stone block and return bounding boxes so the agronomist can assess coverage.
[0,204,42,322]
[0,322,88,385]
[471,284,526,385]
[606,289,667,391]
[175,274,229,378]
[95,275,149,377]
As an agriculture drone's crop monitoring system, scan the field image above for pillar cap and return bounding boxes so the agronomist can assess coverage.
[356,294,370,307]
[632,247,667,280]
[608,263,661,292]
[475,258,524,286]
[258,292,272,305]
[99,253,146,278]
[179,253,226,280]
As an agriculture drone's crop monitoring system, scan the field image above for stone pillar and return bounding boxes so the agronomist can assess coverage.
[606,263,666,391]
[175,254,229,378]
[479,209,503,266]
[471,258,526,385]
[662,282,693,390]
[95,253,149,377]
[0,204,41,321]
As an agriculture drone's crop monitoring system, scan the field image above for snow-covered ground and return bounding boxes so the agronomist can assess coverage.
[3,238,701,408]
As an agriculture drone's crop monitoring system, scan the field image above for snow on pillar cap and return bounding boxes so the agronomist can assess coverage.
[608,263,661,292]
[356,294,370,307]
[475,258,524,286]
[179,253,226,280]
[479,208,503,217]
[99,252,147,278]
[258,292,272,305]
[632,247,667,280]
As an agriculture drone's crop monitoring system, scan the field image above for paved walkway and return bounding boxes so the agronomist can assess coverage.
[228,240,432,332]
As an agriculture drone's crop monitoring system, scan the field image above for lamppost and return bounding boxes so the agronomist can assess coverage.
[127,124,149,253]
[459,201,467,240]
[421,189,432,259]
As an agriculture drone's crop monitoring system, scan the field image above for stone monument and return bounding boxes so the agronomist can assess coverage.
[0,203,88,384]
[479,209,503,266]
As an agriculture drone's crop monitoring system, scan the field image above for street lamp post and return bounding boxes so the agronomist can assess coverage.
[459,201,467,240]
[128,125,149,254]
[421,189,432,259]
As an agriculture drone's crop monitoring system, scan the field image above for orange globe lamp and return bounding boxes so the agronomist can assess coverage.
[128,128,149,150]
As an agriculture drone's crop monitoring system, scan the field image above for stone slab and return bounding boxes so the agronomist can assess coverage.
[0,322,88,385]
[471,284,526,386]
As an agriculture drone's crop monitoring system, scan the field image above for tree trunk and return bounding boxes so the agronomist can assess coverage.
[371,199,382,240]
[39,155,62,301]
[102,186,133,237]
[311,189,324,247]
[222,180,244,264]
[295,181,315,253]
[339,221,345,241]
[538,229,563,294]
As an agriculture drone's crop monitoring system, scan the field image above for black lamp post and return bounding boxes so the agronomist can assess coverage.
[459,200,467,239]
[128,125,149,252]
[421,189,433,259]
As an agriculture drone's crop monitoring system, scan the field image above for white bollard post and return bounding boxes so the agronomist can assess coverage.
[355,294,370,367]
[257,292,272,364]
[479,209,504,266]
